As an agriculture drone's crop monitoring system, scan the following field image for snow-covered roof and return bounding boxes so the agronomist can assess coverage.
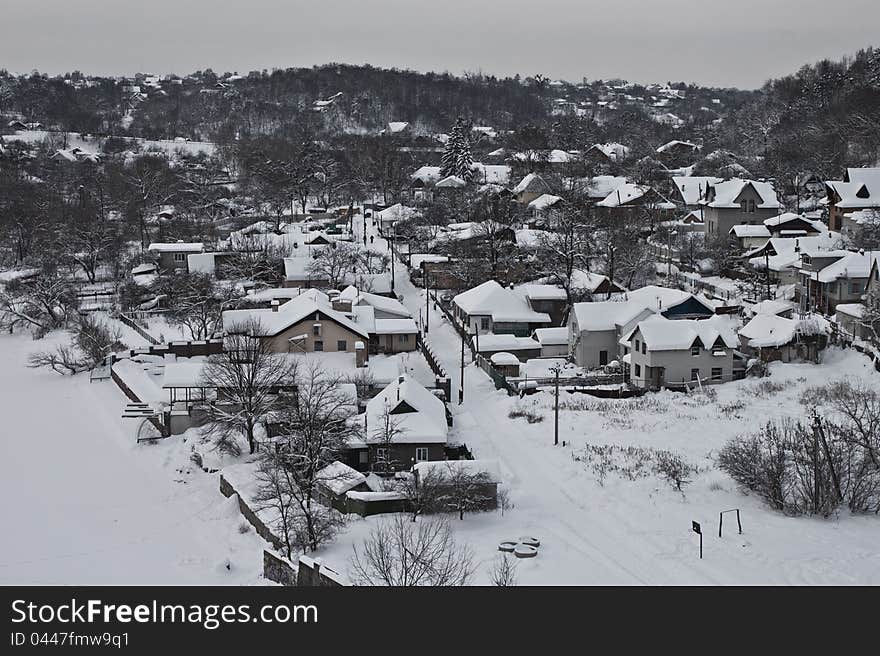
[812,250,880,284]
[752,299,795,317]
[827,168,880,208]
[412,459,500,483]
[475,334,540,352]
[586,175,629,199]
[147,242,204,253]
[528,193,563,211]
[571,286,694,332]
[597,183,671,208]
[162,361,208,388]
[365,374,448,444]
[411,165,442,184]
[436,175,467,189]
[588,142,630,162]
[835,303,864,318]
[222,288,369,339]
[337,286,411,318]
[512,173,551,196]
[705,179,780,209]
[730,224,771,238]
[515,283,567,301]
[672,176,723,205]
[387,121,410,133]
[490,352,521,366]
[374,318,418,335]
[376,203,419,223]
[633,315,738,351]
[317,461,367,496]
[410,254,449,268]
[746,232,844,271]
[532,327,569,345]
[453,280,550,324]
[570,270,619,293]
[739,314,799,348]
[657,140,699,154]
[843,209,880,226]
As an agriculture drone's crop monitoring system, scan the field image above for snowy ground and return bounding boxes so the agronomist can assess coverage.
[2,216,878,585]
[0,332,268,585]
[308,217,880,585]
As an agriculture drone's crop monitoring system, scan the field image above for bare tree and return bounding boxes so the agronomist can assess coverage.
[0,270,78,336]
[306,242,360,289]
[370,403,407,472]
[28,314,127,374]
[200,320,298,454]
[349,515,475,586]
[266,362,360,551]
[491,554,518,587]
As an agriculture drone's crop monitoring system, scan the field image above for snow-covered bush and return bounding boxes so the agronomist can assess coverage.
[574,444,699,491]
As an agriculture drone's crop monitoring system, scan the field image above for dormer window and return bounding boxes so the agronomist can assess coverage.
[691,344,700,356]
[856,185,870,199]
[748,200,756,213]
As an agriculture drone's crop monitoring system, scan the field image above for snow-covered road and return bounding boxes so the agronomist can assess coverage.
[0,334,265,585]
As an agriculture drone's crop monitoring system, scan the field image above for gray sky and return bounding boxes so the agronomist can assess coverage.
[1,0,878,88]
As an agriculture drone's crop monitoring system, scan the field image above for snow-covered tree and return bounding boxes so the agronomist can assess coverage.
[440,118,474,182]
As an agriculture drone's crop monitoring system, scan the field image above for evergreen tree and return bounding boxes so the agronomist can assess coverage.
[441,118,474,181]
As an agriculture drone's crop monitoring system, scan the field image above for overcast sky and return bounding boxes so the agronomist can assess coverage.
[2,0,878,88]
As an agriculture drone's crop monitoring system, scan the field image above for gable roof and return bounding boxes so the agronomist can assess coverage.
[672,176,723,205]
[222,289,369,339]
[739,314,799,348]
[705,179,780,209]
[365,375,448,444]
[631,315,738,351]
[452,280,551,324]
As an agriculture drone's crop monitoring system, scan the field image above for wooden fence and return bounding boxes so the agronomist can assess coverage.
[117,312,160,345]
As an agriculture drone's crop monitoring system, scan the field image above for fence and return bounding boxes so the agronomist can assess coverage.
[430,289,475,356]
[475,354,518,396]
[510,373,627,389]
[219,474,284,551]
[117,312,160,345]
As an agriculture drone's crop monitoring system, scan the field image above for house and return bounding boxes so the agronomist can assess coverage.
[222,289,371,358]
[376,203,418,235]
[474,334,542,361]
[824,168,880,231]
[729,224,771,250]
[672,176,723,210]
[738,313,825,363]
[526,194,564,228]
[353,375,449,472]
[489,352,521,377]
[702,179,781,237]
[337,286,412,319]
[596,183,675,221]
[147,242,205,273]
[452,280,552,336]
[762,212,823,238]
[750,299,796,319]
[513,283,569,326]
[568,270,626,301]
[746,232,843,286]
[385,121,410,136]
[624,315,738,389]
[511,173,554,205]
[568,286,715,369]
[532,327,569,357]
[585,142,630,166]
[835,303,869,340]
[656,140,700,163]
[796,250,880,315]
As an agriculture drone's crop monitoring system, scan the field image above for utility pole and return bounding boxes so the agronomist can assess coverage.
[390,221,396,295]
[424,270,429,333]
[550,363,561,446]
[765,250,771,300]
[459,328,465,404]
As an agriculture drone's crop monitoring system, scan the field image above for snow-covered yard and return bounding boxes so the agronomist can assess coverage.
[0,333,267,585]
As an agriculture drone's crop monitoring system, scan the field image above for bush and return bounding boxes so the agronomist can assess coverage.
[508,407,544,424]
[718,419,880,516]
[574,444,699,491]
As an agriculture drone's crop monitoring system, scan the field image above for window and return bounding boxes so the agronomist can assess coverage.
[314,340,324,352]
[691,368,700,381]
[481,317,490,330]
[337,340,347,351]
[691,345,700,356]
[641,342,646,355]
[399,334,410,343]
[748,200,756,213]
[359,451,368,464]
[634,363,641,377]
[415,447,429,462]
[599,350,608,366]
[173,252,186,263]
[376,447,388,462]
[711,367,723,381]
[850,281,863,294]
[312,323,321,336]
[635,339,640,351]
